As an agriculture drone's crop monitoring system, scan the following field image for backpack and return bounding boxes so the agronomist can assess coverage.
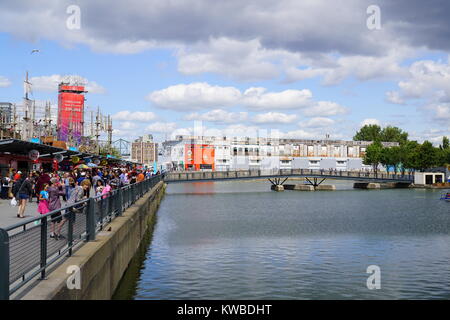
[12,179,26,196]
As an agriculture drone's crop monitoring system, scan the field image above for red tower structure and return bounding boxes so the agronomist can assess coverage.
[57,83,86,144]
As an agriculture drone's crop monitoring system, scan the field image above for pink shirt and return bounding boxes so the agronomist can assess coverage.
[101,185,111,199]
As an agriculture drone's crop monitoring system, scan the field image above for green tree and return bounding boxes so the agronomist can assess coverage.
[441,136,450,150]
[380,146,401,173]
[380,126,409,144]
[99,146,122,158]
[399,140,420,173]
[436,136,450,166]
[363,141,383,174]
[353,124,382,141]
[416,141,438,171]
[354,124,409,144]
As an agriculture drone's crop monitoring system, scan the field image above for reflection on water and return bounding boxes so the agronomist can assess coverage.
[117,180,450,299]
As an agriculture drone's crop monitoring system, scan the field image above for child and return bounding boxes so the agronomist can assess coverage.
[95,179,104,197]
[37,183,50,215]
[101,183,111,199]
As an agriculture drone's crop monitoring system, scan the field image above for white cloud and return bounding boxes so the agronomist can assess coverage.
[221,124,261,138]
[184,109,248,123]
[112,111,157,122]
[396,59,450,101]
[177,37,301,81]
[387,58,450,124]
[252,112,297,124]
[300,117,335,128]
[117,121,138,130]
[147,82,325,112]
[30,74,106,94]
[170,127,193,138]
[424,103,450,121]
[303,101,348,117]
[282,129,323,140]
[385,91,405,104]
[0,76,11,87]
[0,1,447,87]
[147,82,241,110]
[412,129,450,145]
[285,49,411,85]
[146,121,177,133]
[242,87,313,110]
[360,118,380,127]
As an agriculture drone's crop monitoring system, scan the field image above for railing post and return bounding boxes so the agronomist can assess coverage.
[0,228,10,300]
[40,216,48,279]
[68,210,74,257]
[118,187,123,216]
[86,198,96,241]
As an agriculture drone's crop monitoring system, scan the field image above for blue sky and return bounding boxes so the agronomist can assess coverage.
[1,1,449,144]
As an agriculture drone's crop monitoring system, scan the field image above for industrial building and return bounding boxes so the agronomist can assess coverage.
[131,134,158,168]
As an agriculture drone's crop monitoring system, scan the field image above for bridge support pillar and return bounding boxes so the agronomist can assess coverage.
[271,184,285,192]
[284,184,314,191]
[315,184,336,191]
[354,182,381,189]
[304,177,326,188]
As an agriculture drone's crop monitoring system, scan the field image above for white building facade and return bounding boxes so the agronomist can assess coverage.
[160,135,398,172]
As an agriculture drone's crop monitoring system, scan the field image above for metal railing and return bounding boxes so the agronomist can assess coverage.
[164,169,415,183]
[0,174,163,300]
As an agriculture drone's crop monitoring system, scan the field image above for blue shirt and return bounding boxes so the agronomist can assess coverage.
[40,190,49,200]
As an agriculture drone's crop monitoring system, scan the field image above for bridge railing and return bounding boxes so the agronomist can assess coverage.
[164,169,414,182]
[0,174,163,300]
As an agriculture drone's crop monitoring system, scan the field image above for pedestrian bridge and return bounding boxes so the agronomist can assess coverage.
[164,169,414,186]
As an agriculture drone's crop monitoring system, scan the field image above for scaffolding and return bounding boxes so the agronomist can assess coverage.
[1,73,113,156]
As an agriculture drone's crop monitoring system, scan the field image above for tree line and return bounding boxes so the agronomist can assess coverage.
[354,124,450,173]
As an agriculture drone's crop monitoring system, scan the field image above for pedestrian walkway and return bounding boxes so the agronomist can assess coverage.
[0,199,40,228]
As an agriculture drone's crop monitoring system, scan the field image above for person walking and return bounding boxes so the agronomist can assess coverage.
[12,173,33,218]
[28,171,37,203]
[47,178,66,239]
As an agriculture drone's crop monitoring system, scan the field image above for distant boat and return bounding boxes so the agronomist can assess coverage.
[440,192,450,201]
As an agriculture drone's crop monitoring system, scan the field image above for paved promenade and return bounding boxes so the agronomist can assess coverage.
[0,199,40,229]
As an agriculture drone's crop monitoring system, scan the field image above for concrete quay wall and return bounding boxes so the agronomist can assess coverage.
[21,181,166,300]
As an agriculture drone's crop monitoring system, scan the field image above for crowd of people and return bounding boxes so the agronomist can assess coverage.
[0,167,160,239]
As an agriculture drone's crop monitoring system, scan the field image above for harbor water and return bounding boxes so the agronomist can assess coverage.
[114,180,450,299]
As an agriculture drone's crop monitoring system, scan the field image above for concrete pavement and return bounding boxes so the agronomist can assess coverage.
[0,199,40,229]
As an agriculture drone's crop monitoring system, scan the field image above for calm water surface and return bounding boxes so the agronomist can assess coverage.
[116,180,450,299]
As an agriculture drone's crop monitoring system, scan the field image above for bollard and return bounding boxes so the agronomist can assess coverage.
[0,228,10,300]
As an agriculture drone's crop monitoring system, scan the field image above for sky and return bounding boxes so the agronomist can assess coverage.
[0,0,450,144]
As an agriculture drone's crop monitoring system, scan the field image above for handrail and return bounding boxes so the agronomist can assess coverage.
[0,174,164,300]
[164,169,414,182]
